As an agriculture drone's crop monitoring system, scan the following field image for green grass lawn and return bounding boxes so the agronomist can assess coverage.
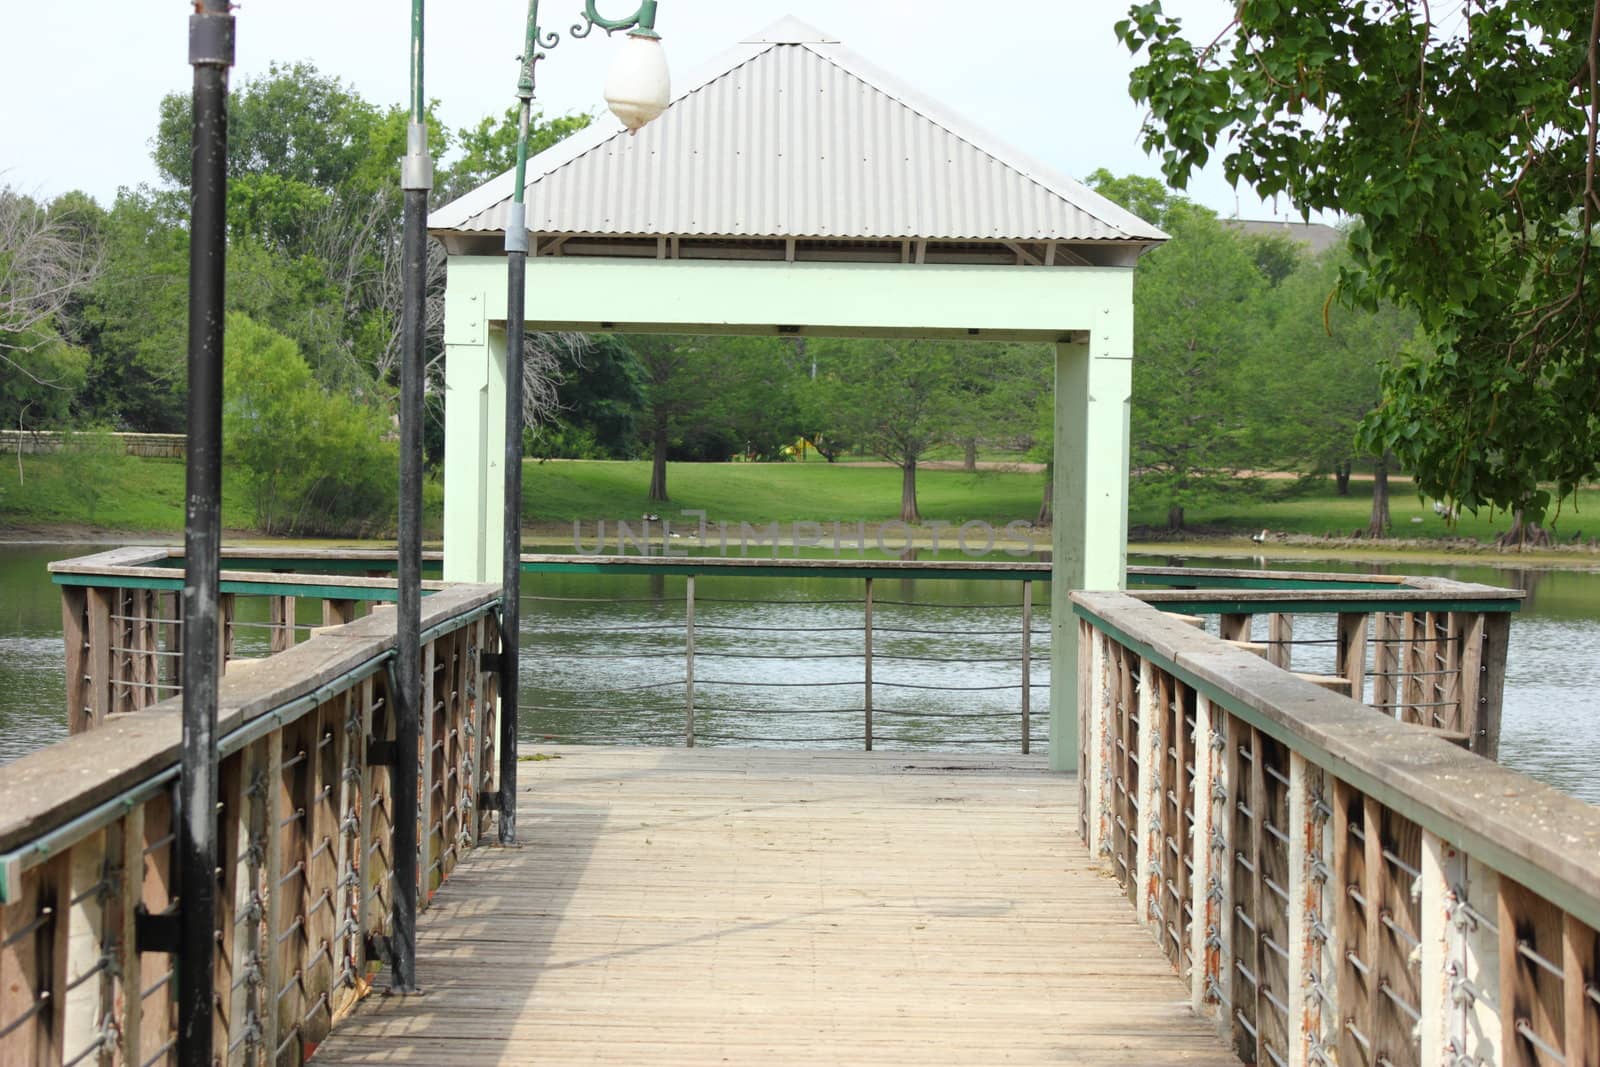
[520,460,1045,524]
[1129,481,1600,543]
[4,449,1592,549]
[0,453,251,533]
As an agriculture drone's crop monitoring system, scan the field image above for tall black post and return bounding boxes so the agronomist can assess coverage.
[500,246,524,844]
[179,3,234,1063]
[393,0,431,993]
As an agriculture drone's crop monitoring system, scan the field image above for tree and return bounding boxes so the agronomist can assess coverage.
[0,188,100,419]
[1263,251,1419,534]
[438,106,593,204]
[1117,1,1600,530]
[223,314,397,536]
[816,340,965,523]
[1116,200,1271,529]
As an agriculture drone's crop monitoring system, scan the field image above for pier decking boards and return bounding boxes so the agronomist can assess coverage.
[316,747,1234,1066]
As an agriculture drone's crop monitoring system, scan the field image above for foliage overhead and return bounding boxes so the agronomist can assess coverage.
[1117,0,1600,523]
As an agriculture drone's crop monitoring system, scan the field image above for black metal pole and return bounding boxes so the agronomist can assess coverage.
[178,3,233,1063]
[393,0,431,994]
[500,244,525,844]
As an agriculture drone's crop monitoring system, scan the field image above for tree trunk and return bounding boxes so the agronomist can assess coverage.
[648,417,669,502]
[1167,504,1185,531]
[1366,455,1391,537]
[900,461,921,524]
[1036,473,1053,526]
[1496,510,1552,550]
[964,437,978,472]
[1334,459,1352,497]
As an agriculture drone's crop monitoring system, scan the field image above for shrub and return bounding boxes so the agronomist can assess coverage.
[223,313,396,536]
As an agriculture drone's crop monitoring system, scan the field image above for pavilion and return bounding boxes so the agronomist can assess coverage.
[427,15,1166,769]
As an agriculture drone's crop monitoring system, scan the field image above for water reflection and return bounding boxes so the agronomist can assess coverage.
[1,545,1595,806]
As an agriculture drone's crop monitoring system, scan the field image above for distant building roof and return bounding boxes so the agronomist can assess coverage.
[1225,219,1345,257]
[430,16,1167,255]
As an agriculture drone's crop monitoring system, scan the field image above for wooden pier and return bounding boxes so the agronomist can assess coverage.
[314,746,1237,1066]
[8,550,1598,1067]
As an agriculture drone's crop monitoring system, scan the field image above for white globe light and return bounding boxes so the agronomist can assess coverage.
[604,32,671,133]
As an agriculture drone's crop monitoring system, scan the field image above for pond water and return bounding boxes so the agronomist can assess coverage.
[2,544,1595,804]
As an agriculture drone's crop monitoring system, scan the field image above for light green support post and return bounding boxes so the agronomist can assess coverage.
[434,253,1140,767]
[1050,293,1134,772]
[442,280,508,583]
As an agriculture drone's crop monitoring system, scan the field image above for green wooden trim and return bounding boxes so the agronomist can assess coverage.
[1145,597,1521,615]
[1127,572,1399,592]
[1070,599,1600,932]
[515,559,1042,581]
[52,572,412,602]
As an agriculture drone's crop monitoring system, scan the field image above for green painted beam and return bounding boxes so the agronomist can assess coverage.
[51,573,415,602]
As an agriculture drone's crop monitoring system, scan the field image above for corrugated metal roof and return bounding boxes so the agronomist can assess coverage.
[429,16,1167,244]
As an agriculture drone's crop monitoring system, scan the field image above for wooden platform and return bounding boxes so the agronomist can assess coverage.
[314,747,1237,1066]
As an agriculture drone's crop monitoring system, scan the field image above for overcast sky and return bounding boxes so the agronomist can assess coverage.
[4,0,1307,221]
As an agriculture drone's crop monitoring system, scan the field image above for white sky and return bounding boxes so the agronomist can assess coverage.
[2,0,1307,220]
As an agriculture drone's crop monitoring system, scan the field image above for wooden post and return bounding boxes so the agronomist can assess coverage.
[85,588,112,732]
[61,832,106,1063]
[1267,613,1294,670]
[1134,658,1159,925]
[60,588,87,732]
[270,595,297,653]
[863,578,874,752]
[1189,695,1217,1013]
[1020,581,1032,755]
[1336,613,1369,707]
[323,599,357,628]
[1478,614,1510,761]
[117,806,145,1064]
[684,575,695,749]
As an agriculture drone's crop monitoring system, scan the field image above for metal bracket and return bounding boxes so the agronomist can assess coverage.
[400,122,434,192]
[478,791,504,813]
[135,906,182,955]
[479,651,504,675]
[367,740,399,767]
[188,11,236,68]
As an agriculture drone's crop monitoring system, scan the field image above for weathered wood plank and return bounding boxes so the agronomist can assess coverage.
[315,747,1238,1067]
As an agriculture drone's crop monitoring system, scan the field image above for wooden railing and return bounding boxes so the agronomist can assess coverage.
[50,552,1520,757]
[1130,573,1520,758]
[1074,591,1598,1067]
[52,548,451,733]
[0,582,500,1066]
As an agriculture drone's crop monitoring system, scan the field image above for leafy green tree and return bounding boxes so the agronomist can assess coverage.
[1093,179,1271,530]
[1263,252,1419,533]
[438,107,594,203]
[223,314,396,536]
[67,189,188,430]
[1117,0,1600,533]
[815,339,965,523]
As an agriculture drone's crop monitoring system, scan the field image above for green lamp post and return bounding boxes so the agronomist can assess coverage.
[498,2,671,845]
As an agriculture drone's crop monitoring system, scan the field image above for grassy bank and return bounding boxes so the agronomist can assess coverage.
[518,459,1042,524]
[0,455,1047,536]
[1129,482,1600,545]
[5,452,1596,565]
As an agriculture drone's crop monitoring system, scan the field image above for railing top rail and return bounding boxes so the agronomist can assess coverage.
[0,582,499,897]
[1073,590,1597,929]
[50,548,455,601]
[46,549,1522,611]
